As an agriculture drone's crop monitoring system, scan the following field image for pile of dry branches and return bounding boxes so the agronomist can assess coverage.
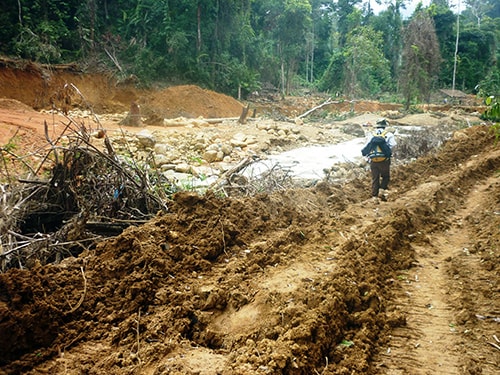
[0,86,170,272]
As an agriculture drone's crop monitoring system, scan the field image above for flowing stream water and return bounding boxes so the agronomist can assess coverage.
[244,137,366,180]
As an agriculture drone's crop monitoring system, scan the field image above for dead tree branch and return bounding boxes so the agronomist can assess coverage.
[0,84,171,272]
[66,267,87,314]
[297,97,341,119]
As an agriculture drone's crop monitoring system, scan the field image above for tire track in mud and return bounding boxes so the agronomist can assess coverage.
[374,230,463,374]
[372,150,500,374]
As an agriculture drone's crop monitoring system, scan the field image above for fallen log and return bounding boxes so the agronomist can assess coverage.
[209,156,256,192]
[205,117,239,124]
[205,117,257,124]
[297,98,344,119]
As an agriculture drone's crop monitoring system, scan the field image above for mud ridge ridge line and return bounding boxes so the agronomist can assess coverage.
[176,193,422,373]
[1,133,496,374]
[268,149,500,371]
[371,177,497,374]
[368,151,500,373]
[439,175,500,373]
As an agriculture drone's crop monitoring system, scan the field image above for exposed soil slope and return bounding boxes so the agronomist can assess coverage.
[0,64,498,375]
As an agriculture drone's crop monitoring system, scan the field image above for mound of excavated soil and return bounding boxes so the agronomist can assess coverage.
[0,125,498,375]
[143,85,244,119]
[0,62,244,118]
[0,98,36,112]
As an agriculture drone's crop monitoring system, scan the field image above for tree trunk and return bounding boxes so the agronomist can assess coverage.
[197,4,201,52]
[120,101,142,127]
[238,105,250,124]
[452,2,460,91]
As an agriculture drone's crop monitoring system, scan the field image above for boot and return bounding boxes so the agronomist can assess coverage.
[380,189,389,201]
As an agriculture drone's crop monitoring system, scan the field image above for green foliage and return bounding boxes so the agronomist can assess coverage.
[477,67,500,139]
[213,56,260,99]
[0,0,498,102]
[440,20,497,91]
[14,27,61,63]
[124,47,169,85]
[318,51,345,93]
[371,1,404,79]
[483,96,500,142]
[481,96,500,122]
[2,136,20,153]
[339,339,354,348]
[257,0,312,94]
[333,0,363,47]
[476,68,500,99]
[341,26,391,98]
[12,0,80,63]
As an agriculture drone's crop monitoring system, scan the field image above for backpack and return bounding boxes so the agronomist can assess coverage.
[361,130,392,162]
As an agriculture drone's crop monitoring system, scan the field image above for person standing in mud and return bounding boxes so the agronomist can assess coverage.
[362,118,396,201]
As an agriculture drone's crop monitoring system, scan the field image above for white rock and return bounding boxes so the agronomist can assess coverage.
[154,154,171,166]
[160,164,176,171]
[232,132,247,142]
[136,129,156,148]
[206,143,220,151]
[230,139,248,147]
[220,144,232,155]
[175,163,192,173]
[203,150,219,163]
[154,143,171,154]
[245,135,258,145]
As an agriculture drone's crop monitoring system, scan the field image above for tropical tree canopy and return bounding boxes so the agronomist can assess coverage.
[0,0,498,100]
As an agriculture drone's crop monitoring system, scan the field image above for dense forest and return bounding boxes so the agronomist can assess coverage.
[0,0,499,104]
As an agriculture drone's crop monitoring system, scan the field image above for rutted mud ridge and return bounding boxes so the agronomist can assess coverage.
[1,125,498,374]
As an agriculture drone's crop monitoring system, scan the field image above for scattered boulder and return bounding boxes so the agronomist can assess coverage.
[135,129,156,148]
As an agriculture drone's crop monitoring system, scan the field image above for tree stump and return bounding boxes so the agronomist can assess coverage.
[120,101,142,127]
[238,105,250,124]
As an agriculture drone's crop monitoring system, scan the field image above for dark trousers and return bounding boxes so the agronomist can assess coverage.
[370,159,391,197]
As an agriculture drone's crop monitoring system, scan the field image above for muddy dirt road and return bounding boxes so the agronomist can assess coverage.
[0,65,498,374]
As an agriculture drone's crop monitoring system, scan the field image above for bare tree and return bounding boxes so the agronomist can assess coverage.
[399,11,442,108]
[452,1,461,91]
[465,0,493,27]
